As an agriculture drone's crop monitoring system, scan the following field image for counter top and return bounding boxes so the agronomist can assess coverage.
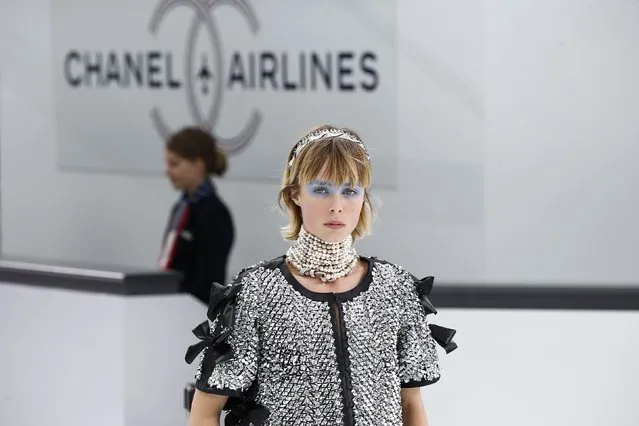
[0,256,181,295]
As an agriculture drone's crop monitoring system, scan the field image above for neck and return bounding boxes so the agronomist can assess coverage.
[184,178,208,195]
[286,226,358,283]
[182,179,214,203]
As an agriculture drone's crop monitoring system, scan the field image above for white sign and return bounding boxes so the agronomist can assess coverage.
[51,0,398,186]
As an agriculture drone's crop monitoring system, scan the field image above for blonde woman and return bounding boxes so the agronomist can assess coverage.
[185,125,457,426]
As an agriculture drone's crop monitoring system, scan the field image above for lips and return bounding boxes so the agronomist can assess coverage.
[325,222,345,228]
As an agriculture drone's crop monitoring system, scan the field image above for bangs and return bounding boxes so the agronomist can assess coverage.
[296,138,371,188]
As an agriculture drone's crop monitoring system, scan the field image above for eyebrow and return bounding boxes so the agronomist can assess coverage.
[309,180,332,186]
[309,180,359,187]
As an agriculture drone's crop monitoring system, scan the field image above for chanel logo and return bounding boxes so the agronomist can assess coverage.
[148,0,262,153]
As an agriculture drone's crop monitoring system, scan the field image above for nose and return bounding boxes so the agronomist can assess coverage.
[328,194,344,213]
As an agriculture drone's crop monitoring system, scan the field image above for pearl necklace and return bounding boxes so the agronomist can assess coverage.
[286,227,358,283]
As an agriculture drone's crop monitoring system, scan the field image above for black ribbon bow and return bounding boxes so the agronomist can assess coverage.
[184,282,242,365]
[429,324,458,354]
[414,276,458,354]
[184,320,233,365]
[415,276,437,315]
[208,282,242,322]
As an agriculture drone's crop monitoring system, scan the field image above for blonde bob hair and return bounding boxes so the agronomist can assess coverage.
[278,125,374,241]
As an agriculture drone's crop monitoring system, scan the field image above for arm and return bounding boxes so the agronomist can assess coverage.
[401,387,429,426]
[397,294,441,388]
[397,273,457,425]
[189,390,228,426]
[192,205,233,301]
[186,271,260,424]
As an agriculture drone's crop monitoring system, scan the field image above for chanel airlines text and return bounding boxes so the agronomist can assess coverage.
[64,50,379,92]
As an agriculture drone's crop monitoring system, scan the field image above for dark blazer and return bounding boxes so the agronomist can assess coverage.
[163,188,235,304]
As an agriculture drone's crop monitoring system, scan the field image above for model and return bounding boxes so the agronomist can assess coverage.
[185,124,457,426]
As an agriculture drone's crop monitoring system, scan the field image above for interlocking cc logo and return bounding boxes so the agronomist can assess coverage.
[149,0,262,153]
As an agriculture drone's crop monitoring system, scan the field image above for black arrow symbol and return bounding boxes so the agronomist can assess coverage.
[197,54,213,95]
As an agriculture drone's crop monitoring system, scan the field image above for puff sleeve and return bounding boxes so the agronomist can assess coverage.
[185,269,260,396]
[397,275,457,388]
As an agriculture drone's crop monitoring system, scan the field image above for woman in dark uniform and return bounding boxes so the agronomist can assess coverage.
[158,126,235,305]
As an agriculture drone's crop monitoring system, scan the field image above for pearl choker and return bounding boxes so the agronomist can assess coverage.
[286,227,358,283]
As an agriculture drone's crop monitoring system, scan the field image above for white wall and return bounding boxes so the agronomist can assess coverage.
[484,0,639,285]
[1,0,638,286]
[425,307,639,426]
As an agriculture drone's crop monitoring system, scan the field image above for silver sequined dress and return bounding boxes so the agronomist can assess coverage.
[189,255,454,426]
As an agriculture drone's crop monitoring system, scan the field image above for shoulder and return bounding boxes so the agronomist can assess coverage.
[195,194,231,217]
[208,256,284,318]
[228,256,285,287]
[369,256,416,287]
[191,197,233,233]
[368,256,435,308]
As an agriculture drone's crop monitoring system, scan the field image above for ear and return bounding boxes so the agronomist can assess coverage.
[193,157,206,173]
[290,187,301,206]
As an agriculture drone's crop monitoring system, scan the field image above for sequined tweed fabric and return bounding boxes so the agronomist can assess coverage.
[195,256,441,426]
